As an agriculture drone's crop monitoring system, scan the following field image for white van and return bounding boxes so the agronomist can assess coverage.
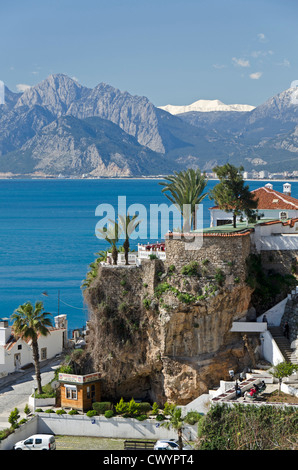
[14,434,56,450]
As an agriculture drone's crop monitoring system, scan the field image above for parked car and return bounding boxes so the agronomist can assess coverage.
[154,439,192,450]
[14,434,56,450]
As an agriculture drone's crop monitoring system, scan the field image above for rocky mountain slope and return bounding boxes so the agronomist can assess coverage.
[1,74,298,176]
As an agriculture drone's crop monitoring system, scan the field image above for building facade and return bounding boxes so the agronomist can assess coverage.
[0,315,67,377]
[210,183,298,227]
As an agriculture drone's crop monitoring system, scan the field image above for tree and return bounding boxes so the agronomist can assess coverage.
[11,301,52,395]
[162,406,185,450]
[97,221,119,265]
[269,361,298,395]
[209,164,258,228]
[118,214,140,265]
[159,168,208,231]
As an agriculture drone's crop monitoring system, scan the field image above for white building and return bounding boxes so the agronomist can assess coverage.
[210,183,298,227]
[0,315,67,377]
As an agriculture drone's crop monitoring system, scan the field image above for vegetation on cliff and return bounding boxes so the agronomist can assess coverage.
[197,403,298,450]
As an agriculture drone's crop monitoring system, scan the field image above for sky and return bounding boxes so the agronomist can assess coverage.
[1,0,297,107]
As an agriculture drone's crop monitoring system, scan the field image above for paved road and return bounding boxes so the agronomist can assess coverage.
[0,358,61,430]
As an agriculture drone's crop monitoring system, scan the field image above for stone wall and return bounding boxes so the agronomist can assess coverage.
[260,250,298,277]
[165,232,251,282]
[281,296,298,345]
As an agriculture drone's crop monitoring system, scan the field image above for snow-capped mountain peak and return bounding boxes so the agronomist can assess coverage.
[158,99,255,114]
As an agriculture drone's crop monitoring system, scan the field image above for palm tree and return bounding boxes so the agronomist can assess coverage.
[97,221,119,265]
[118,214,140,265]
[159,168,208,231]
[11,301,52,395]
[162,406,185,450]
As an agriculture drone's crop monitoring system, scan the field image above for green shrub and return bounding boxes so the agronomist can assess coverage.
[86,410,97,418]
[198,403,298,450]
[104,409,114,418]
[138,402,152,414]
[68,409,79,415]
[56,409,66,415]
[115,397,129,414]
[92,402,113,415]
[143,298,151,309]
[154,282,170,298]
[45,409,55,413]
[184,411,203,425]
[0,428,13,441]
[136,414,147,421]
[155,414,166,421]
[181,261,199,276]
[24,404,31,416]
[215,268,225,286]
[18,418,28,425]
[8,408,20,428]
[35,408,43,413]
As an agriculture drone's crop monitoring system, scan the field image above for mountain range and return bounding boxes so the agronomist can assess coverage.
[1,73,298,177]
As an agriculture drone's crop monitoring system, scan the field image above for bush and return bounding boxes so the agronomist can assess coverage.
[198,403,298,450]
[18,418,28,425]
[86,410,97,418]
[68,409,79,415]
[143,298,151,309]
[92,402,113,415]
[138,402,152,414]
[184,411,203,425]
[0,428,13,441]
[181,261,199,276]
[45,409,55,413]
[136,414,147,421]
[104,409,114,418]
[35,408,43,413]
[155,414,166,421]
[56,409,66,415]
[115,397,129,414]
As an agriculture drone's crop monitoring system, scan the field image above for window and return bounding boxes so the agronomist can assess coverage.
[24,439,33,445]
[65,385,77,400]
[87,386,90,399]
[41,348,47,360]
[35,439,42,444]
[17,344,22,350]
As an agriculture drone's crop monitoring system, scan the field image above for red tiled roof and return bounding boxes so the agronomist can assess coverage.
[250,187,298,210]
[210,186,298,211]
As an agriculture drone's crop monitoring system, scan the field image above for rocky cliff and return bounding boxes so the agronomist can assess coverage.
[84,255,257,405]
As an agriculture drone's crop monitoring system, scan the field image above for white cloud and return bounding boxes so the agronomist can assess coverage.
[257,33,267,42]
[277,58,290,67]
[251,50,274,58]
[16,84,32,93]
[249,72,263,80]
[232,57,250,68]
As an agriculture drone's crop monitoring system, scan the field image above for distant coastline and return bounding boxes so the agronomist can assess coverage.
[0,175,298,183]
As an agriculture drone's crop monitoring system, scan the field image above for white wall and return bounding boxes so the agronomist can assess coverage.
[260,331,285,366]
[37,413,197,441]
[0,416,39,451]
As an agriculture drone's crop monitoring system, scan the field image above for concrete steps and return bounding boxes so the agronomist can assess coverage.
[269,327,298,364]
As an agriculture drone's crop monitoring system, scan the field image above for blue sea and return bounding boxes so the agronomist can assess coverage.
[0,178,297,331]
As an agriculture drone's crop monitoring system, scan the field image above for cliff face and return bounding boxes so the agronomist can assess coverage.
[84,256,256,405]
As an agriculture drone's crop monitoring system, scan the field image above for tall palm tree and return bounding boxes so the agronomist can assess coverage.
[162,406,185,450]
[11,301,52,395]
[97,221,119,265]
[118,213,140,265]
[159,168,208,231]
